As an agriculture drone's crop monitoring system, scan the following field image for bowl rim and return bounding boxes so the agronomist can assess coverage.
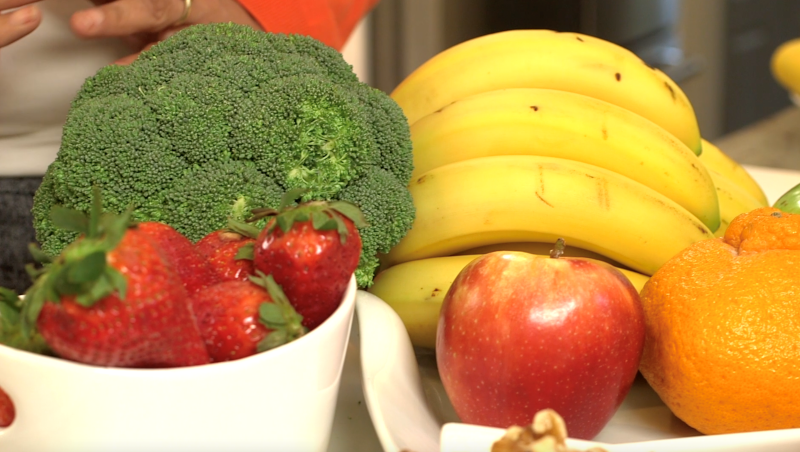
[0,275,357,376]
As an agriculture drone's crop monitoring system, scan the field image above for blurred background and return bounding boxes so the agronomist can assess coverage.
[342,0,800,143]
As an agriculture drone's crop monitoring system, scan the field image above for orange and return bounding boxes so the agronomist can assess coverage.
[639,207,800,435]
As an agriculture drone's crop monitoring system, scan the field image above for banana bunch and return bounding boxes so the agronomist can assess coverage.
[771,38,800,97]
[371,29,768,348]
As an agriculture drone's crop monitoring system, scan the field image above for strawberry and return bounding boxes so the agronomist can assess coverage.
[191,272,305,362]
[248,189,365,330]
[22,189,210,368]
[136,221,221,294]
[194,228,256,283]
[0,386,13,427]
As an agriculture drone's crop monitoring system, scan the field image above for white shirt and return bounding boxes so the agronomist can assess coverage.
[0,0,128,176]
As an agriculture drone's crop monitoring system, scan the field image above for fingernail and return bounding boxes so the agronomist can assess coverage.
[75,10,103,32]
[9,7,38,26]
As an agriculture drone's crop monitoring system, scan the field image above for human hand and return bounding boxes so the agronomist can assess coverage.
[0,0,42,48]
[70,0,262,64]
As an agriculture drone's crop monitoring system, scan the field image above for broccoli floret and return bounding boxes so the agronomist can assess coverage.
[337,167,416,288]
[158,160,283,241]
[146,73,240,165]
[254,74,379,199]
[33,23,415,288]
[355,84,415,184]
[33,164,79,257]
[51,94,182,215]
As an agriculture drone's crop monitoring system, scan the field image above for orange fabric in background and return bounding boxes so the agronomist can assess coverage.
[237,0,381,51]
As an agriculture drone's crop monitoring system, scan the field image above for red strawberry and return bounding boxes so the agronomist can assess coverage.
[0,386,13,427]
[22,190,210,368]
[191,273,305,362]
[136,221,220,294]
[249,190,364,330]
[195,229,256,283]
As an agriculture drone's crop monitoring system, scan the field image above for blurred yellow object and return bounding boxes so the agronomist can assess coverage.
[707,169,765,237]
[771,38,800,96]
[697,139,769,207]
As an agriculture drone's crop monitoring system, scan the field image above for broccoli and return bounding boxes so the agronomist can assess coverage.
[33,23,415,288]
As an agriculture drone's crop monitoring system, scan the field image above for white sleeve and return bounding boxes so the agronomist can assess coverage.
[0,0,129,176]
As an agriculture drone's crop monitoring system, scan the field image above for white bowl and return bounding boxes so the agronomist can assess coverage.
[0,276,357,452]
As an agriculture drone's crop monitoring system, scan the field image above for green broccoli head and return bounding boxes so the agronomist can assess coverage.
[34,23,415,288]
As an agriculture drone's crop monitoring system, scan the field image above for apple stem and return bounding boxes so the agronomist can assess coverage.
[550,238,566,259]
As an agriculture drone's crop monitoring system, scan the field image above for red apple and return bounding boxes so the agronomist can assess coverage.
[436,243,645,439]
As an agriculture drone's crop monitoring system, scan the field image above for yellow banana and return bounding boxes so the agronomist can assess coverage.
[697,138,769,207]
[771,38,800,95]
[382,155,715,275]
[410,88,719,231]
[391,29,702,155]
[369,253,649,349]
[708,169,765,238]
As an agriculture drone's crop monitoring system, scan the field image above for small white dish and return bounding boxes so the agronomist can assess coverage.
[440,421,800,452]
[440,422,610,452]
[356,289,800,452]
[0,277,357,452]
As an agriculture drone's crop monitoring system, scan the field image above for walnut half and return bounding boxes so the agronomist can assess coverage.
[490,409,608,452]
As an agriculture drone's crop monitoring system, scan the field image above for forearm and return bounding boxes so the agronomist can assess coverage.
[236,0,380,50]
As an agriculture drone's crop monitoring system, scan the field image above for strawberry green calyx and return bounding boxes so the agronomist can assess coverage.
[248,188,367,245]
[0,287,51,354]
[21,187,134,336]
[225,219,260,262]
[226,220,261,240]
[248,271,307,352]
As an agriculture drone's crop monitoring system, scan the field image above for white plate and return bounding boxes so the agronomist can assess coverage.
[356,291,800,452]
[791,91,800,108]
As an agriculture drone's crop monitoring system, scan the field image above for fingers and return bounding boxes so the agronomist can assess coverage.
[71,0,187,38]
[0,4,41,48]
[0,0,40,9]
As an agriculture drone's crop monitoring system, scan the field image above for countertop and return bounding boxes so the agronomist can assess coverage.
[715,106,800,171]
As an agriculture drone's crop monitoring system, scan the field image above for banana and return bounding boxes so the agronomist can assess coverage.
[382,155,715,275]
[391,29,702,155]
[708,169,765,238]
[697,138,769,207]
[369,253,649,349]
[771,38,800,96]
[410,88,719,231]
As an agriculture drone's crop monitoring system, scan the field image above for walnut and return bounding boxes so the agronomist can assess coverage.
[532,409,567,444]
[490,409,608,452]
